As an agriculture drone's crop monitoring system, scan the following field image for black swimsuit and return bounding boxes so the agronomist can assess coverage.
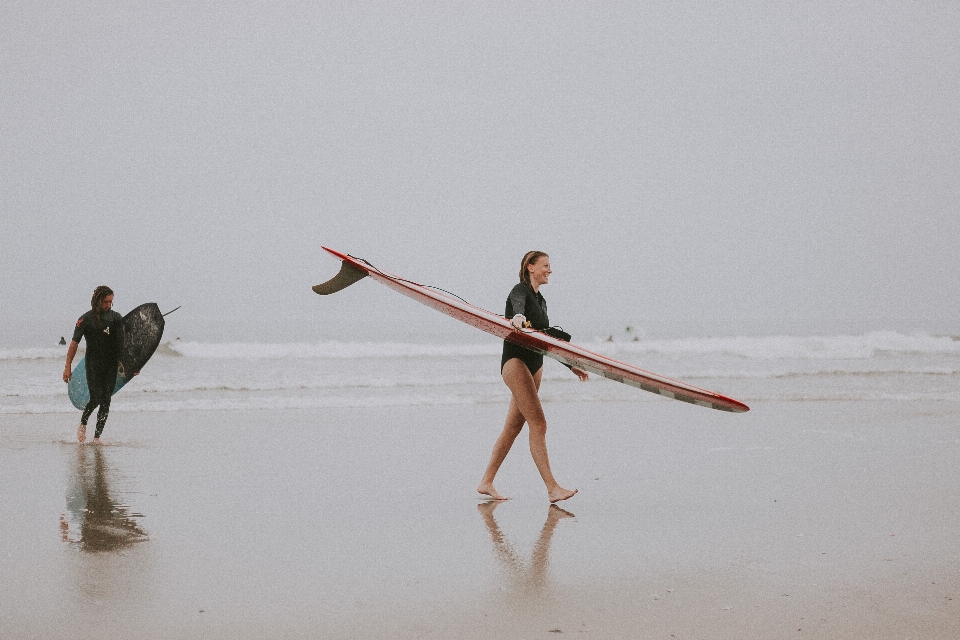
[501,282,549,375]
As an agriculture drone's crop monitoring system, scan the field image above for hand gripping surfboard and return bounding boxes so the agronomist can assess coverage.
[313,248,749,413]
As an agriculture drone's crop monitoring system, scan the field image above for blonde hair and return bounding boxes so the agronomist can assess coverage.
[519,251,548,287]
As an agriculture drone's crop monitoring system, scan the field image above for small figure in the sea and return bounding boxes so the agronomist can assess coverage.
[63,286,125,444]
[59,336,66,345]
[477,251,588,504]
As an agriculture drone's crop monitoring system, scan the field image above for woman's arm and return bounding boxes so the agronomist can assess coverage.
[63,341,79,382]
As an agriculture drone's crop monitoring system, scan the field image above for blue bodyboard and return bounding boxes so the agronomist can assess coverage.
[67,361,128,410]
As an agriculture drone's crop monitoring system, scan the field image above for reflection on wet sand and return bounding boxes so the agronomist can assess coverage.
[477,501,575,597]
[61,445,148,552]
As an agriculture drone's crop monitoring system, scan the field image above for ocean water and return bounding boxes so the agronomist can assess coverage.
[3,330,960,414]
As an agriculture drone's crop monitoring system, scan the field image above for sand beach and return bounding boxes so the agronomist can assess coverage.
[2,396,958,639]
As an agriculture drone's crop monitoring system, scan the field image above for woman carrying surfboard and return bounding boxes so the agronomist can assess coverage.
[477,251,589,503]
[63,286,124,444]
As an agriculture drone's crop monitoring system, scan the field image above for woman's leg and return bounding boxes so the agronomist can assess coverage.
[478,376,529,499]
[78,399,98,443]
[502,361,577,502]
[93,392,111,441]
[480,359,577,502]
[79,365,114,443]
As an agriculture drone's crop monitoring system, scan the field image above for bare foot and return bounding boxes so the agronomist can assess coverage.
[548,487,577,503]
[477,483,508,501]
[76,423,86,443]
[92,438,102,445]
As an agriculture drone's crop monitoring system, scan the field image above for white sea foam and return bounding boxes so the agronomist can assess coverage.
[0,394,504,415]
[5,331,957,362]
[2,331,958,414]
[147,332,960,362]
[164,340,502,359]
[582,331,960,360]
[0,347,78,361]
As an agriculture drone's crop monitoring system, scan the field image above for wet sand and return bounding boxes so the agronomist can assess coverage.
[1,399,958,638]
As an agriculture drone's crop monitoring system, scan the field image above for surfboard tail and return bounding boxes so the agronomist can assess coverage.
[313,261,368,295]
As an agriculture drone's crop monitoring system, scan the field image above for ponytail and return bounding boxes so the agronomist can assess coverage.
[518,251,548,287]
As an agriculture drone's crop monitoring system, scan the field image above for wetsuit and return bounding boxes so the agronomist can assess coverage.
[501,282,550,375]
[72,310,123,438]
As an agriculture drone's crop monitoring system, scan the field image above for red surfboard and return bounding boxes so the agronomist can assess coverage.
[313,247,749,413]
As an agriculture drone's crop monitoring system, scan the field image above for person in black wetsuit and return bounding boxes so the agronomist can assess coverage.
[478,251,589,503]
[63,286,124,444]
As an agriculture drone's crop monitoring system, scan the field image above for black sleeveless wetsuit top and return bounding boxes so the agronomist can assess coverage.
[501,282,549,375]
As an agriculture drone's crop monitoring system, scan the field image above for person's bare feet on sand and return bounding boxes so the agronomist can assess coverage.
[477,483,509,501]
[76,423,86,443]
[92,438,102,445]
[548,487,577,503]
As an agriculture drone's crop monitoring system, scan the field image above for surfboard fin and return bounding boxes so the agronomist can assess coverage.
[312,261,368,295]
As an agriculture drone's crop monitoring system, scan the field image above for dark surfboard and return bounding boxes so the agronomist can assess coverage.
[68,303,165,410]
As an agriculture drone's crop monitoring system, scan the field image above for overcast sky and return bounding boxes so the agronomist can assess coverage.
[3,2,959,346]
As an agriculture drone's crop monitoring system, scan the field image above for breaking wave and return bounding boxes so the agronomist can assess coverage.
[4,331,957,362]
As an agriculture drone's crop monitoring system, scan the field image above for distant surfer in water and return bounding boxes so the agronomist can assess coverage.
[478,251,589,503]
[63,286,125,444]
